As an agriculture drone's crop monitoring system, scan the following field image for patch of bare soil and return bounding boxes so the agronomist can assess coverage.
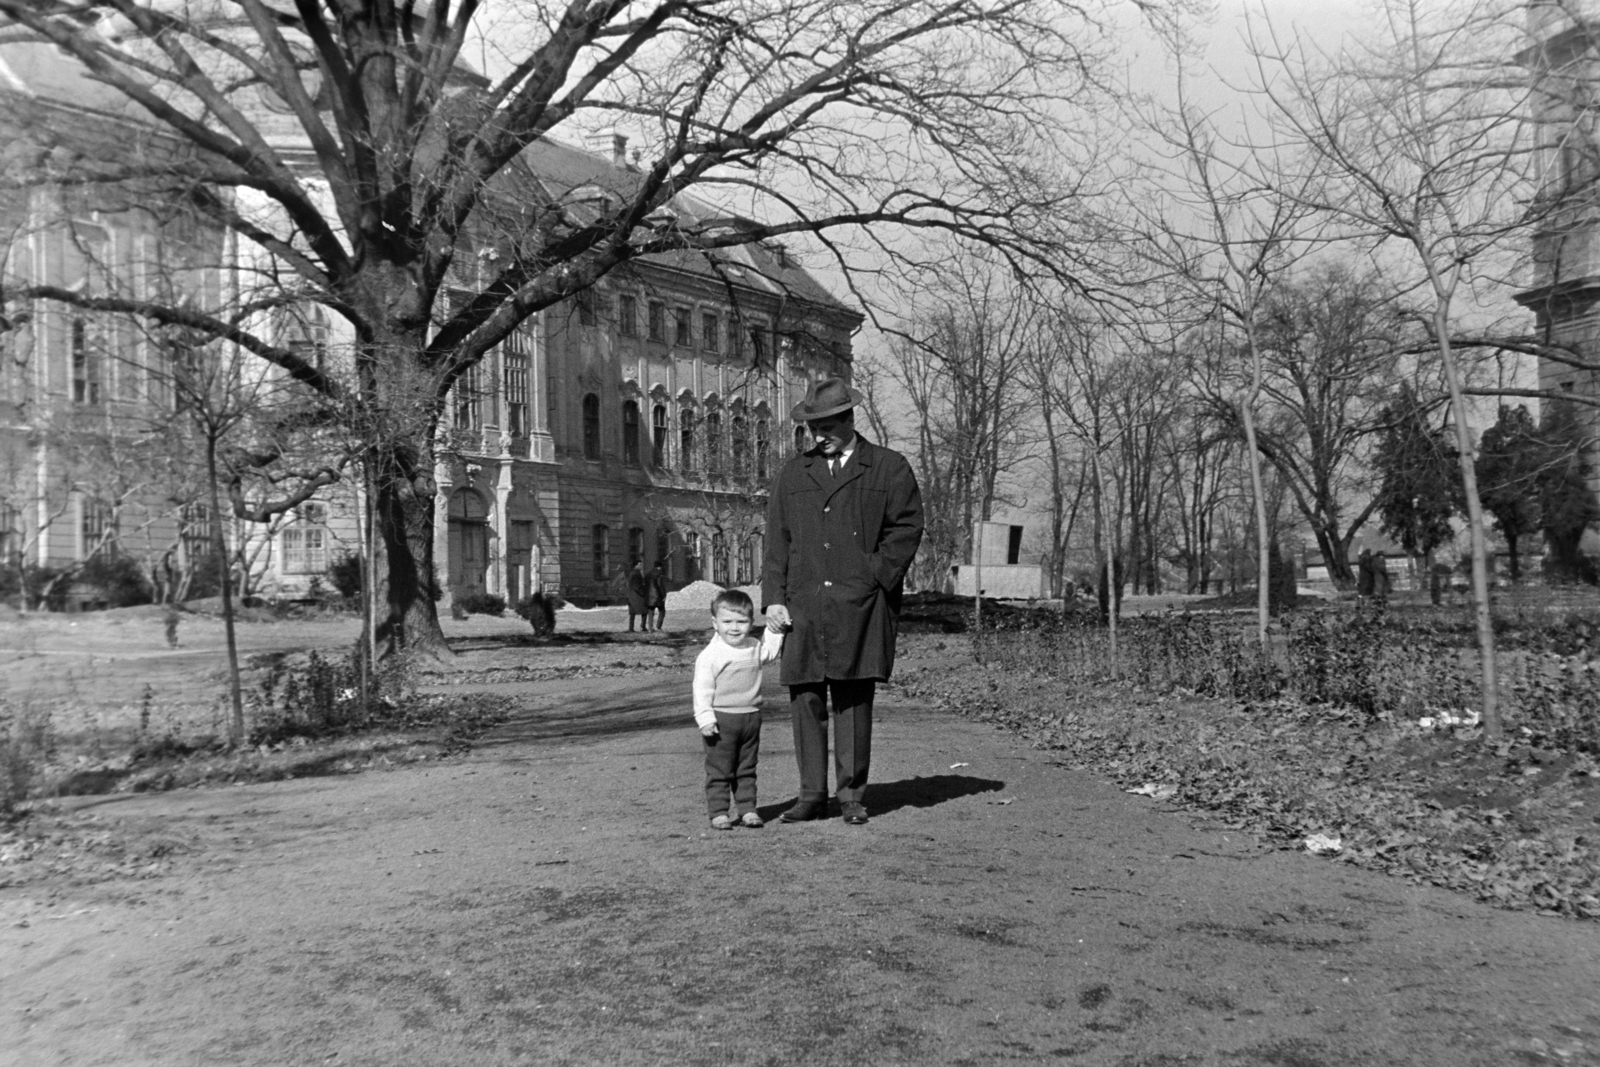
[1,631,1598,1066]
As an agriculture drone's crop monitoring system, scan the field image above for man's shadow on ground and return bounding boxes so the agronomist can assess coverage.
[759,774,1005,822]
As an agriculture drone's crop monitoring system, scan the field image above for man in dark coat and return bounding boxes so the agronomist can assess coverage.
[763,377,923,826]
[646,560,668,631]
[626,562,650,632]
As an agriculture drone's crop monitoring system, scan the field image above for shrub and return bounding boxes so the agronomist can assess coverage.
[455,591,506,616]
[0,703,54,818]
[327,553,363,599]
[514,592,559,636]
[247,650,414,745]
[77,552,153,608]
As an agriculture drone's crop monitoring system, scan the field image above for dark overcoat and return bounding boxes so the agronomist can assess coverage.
[762,436,924,685]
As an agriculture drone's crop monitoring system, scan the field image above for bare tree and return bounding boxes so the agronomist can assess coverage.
[1255,0,1550,739]
[0,0,1154,657]
[885,256,1037,591]
[1205,264,1404,589]
[1129,64,1317,645]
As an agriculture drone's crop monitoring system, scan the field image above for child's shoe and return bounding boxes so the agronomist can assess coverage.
[740,811,764,828]
[710,814,735,830]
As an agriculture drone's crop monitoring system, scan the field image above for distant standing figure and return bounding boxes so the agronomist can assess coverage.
[1371,554,1391,603]
[1356,549,1375,598]
[626,562,650,632]
[647,561,668,632]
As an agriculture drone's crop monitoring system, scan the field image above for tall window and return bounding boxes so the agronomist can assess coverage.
[283,305,329,374]
[727,318,743,359]
[577,289,597,326]
[674,307,692,347]
[581,392,601,459]
[628,526,645,570]
[749,327,767,367]
[756,419,770,480]
[731,415,749,477]
[738,537,755,585]
[679,407,696,474]
[705,412,722,476]
[504,341,529,436]
[618,294,638,337]
[655,525,671,575]
[179,502,213,566]
[281,502,329,574]
[648,302,666,342]
[0,504,18,564]
[651,404,668,467]
[71,317,102,405]
[453,361,482,428]
[622,399,641,466]
[685,531,702,582]
[591,523,610,581]
[702,312,719,352]
[712,531,729,585]
[79,496,115,559]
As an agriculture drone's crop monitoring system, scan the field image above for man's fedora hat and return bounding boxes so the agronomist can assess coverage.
[790,376,864,422]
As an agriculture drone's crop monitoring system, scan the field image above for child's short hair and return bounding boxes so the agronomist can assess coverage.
[711,589,755,619]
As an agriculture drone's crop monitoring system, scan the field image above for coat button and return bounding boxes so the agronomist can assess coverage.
[823,506,830,512]
[824,581,833,587]
[823,542,831,549]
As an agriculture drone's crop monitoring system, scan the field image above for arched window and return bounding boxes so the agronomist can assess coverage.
[679,407,696,474]
[705,412,722,476]
[651,404,668,467]
[627,526,645,570]
[731,415,749,477]
[685,530,703,582]
[622,400,641,466]
[756,419,770,480]
[712,531,729,585]
[591,523,610,580]
[794,425,808,454]
[655,525,671,575]
[581,393,600,460]
[737,536,755,585]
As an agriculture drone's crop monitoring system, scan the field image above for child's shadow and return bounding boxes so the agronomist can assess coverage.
[761,774,1004,821]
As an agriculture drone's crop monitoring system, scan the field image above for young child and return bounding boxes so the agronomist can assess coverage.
[693,590,784,830]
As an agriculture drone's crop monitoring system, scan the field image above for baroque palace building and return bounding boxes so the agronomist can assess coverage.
[0,27,860,611]
[435,132,861,609]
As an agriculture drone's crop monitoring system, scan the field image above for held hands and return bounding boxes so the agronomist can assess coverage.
[764,604,792,631]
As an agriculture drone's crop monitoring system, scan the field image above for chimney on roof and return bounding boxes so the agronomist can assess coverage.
[586,129,629,168]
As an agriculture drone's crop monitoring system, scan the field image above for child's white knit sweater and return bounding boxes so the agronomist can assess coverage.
[692,627,784,730]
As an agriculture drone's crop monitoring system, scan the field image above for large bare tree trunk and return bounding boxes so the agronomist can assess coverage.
[373,440,447,659]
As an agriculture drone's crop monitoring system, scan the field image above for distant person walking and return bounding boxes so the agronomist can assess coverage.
[763,377,924,827]
[647,561,668,632]
[626,562,651,632]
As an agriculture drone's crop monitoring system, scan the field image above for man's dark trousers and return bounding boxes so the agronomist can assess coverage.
[789,679,874,805]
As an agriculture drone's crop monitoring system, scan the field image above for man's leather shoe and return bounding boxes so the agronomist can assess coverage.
[840,802,869,825]
[781,800,823,823]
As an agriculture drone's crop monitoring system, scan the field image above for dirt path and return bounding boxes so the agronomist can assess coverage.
[4,647,1599,1066]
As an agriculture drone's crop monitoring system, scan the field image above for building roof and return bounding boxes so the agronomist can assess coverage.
[0,28,858,322]
[518,135,857,317]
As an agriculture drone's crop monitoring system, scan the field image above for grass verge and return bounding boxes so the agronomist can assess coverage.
[0,690,515,892]
[892,634,1600,920]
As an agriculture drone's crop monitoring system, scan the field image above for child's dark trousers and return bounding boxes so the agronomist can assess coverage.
[704,709,761,817]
